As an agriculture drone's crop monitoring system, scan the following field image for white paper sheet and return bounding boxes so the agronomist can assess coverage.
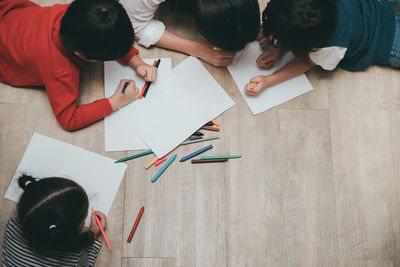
[4,133,127,227]
[228,41,313,115]
[120,56,235,157]
[104,58,172,151]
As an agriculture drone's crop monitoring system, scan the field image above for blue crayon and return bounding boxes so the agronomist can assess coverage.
[179,145,213,162]
[151,154,177,183]
[121,82,129,96]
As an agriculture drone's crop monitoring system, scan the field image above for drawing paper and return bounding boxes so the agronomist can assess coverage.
[104,58,172,151]
[228,41,313,115]
[4,133,127,227]
[120,56,235,157]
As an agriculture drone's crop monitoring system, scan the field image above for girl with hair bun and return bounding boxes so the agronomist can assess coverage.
[2,175,107,267]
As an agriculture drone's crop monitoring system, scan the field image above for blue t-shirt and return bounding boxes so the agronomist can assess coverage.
[323,0,395,71]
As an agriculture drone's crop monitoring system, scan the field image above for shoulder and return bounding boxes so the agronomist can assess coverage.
[309,47,348,70]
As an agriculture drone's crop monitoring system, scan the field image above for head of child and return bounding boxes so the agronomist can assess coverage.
[262,0,337,53]
[60,0,134,62]
[171,0,260,51]
[195,0,260,51]
[17,175,93,252]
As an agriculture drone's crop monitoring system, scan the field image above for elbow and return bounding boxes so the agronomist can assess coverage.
[59,121,80,132]
[57,116,82,132]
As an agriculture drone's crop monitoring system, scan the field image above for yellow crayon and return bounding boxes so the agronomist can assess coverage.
[145,156,158,169]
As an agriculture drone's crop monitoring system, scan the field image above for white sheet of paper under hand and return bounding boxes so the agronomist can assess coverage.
[120,56,235,158]
[4,133,127,227]
[104,58,172,151]
[228,41,313,115]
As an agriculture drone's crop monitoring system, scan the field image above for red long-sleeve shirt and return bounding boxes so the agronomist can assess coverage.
[0,0,138,131]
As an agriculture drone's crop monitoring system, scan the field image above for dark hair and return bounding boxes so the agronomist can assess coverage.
[60,0,134,61]
[167,0,260,51]
[17,175,93,252]
[262,0,337,52]
[195,0,260,51]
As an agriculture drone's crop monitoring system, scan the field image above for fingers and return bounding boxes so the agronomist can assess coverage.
[250,76,263,83]
[144,67,157,82]
[244,82,262,96]
[244,76,265,96]
[94,211,107,230]
[117,79,131,93]
[256,50,280,69]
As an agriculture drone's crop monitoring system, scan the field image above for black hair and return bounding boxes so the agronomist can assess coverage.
[262,0,337,52]
[17,175,93,253]
[167,0,260,52]
[194,0,260,51]
[60,0,134,61]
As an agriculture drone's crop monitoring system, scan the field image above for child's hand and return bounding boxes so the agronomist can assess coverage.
[256,48,280,69]
[135,64,157,82]
[244,76,271,96]
[194,42,236,67]
[108,79,139,111]
[89,210,107,238]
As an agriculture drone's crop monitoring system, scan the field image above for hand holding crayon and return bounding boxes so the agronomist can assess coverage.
[90,209,111,249]
[108,79,139,111]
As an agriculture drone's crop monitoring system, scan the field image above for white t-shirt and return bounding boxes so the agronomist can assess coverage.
[124,0,167,47]
[308,46,347,70]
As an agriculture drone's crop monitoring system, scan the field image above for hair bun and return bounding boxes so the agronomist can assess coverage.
[18,175,37,190]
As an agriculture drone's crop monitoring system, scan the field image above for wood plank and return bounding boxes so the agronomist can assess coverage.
[328,68,400,264]
[0,104,27,260]
[228,109,338,267]
[122,258,175,267]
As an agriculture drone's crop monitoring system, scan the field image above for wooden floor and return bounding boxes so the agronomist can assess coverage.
[2,0,400,266]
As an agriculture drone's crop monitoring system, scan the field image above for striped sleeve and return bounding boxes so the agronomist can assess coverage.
[2,218,101,267]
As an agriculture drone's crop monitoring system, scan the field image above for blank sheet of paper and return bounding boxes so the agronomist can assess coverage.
[228,41,313,115]
[120,56,235,157]
[4,133,127,227]
[104,58,172,151]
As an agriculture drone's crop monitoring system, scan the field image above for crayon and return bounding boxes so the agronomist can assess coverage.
[151,154,177,183]
[199,155,241,160]
[201,126,220,132]
[139,60,157,99]
[189,136,203,141]
[192,131,204,137]
[179,145,213,162]
[154,157,167,166]
[115,150,153,163]
[127,207,144,243]
[143,59,161,97]
[181,136,219,145]
[211,119,219,127]
[92,209,111,249]
[121,82,129,96]
[191,158,228,164]
[145,157,158,169]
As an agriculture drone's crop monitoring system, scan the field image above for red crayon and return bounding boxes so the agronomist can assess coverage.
[154,157,167,166]
[201,126,220,132]
[92,209,111,249]
[127,206,144,243]
[139,60,157,99]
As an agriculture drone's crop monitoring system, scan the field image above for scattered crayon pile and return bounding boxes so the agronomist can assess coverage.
[114,119,241,183]
[114,119,241,244]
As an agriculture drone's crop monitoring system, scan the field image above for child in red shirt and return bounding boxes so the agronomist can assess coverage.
[0,0,157,131]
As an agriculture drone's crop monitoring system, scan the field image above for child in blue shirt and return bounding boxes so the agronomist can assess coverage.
[245,0,399,96]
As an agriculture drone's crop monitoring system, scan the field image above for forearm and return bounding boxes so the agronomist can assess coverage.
[268,55,315,86]
[128,54,145,70]
[155,29,201,57]
[55,99,113,131]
